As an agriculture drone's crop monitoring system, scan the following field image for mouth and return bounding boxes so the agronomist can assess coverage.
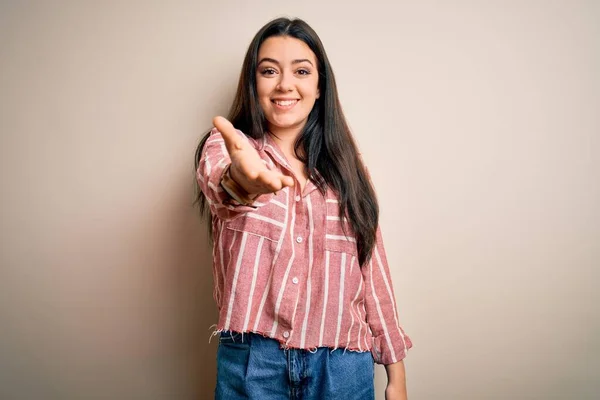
[271,99,299,110]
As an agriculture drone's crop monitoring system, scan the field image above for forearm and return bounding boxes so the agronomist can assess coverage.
[384,360,407,399]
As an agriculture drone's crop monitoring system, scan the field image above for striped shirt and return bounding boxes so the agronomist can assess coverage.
[197,128,412,365]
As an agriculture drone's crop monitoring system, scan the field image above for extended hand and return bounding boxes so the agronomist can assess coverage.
[213,116,294,196]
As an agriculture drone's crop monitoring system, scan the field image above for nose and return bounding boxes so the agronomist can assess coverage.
[276,71,293,92]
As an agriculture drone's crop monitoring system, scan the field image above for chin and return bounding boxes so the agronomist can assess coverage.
[270,116,303,130]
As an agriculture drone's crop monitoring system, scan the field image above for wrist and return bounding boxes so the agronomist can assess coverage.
[221,164,257,205]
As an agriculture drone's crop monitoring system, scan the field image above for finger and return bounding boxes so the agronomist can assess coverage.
[280,176,295,188]
[213,116,243,155]
[256,170,278,188]
[257,171,295,192]
[255,170,283,192]
[268,172,294,189]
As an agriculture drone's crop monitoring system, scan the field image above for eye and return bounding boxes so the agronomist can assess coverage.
[296,69,311,76]
[260,68,277,76]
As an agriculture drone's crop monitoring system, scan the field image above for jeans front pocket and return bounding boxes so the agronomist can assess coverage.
[216,331,251,399]
[218,330,249,345]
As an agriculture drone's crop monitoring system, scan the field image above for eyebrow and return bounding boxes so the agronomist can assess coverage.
[258,57,314,67]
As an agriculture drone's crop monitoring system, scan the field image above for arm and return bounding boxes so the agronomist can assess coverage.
[196,128,271,220]
[361,226,412,393]
[196,116,294,220]
[384,360,407,400]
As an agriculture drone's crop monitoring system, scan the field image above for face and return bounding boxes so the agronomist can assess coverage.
[256,36,320,136]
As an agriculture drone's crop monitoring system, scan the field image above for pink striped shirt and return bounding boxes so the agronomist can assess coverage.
[197,128,412,365]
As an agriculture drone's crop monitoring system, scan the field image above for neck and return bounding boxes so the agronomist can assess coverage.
[267,124,304,158]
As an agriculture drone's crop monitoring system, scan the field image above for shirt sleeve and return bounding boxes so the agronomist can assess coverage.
[196,128,275,221]
[362,226,413,365]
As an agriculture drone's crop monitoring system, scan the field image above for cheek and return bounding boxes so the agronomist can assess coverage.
[256,78,274,98]
[301,80,320,100]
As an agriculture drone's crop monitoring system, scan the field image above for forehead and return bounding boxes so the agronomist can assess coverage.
[258,36,317,65]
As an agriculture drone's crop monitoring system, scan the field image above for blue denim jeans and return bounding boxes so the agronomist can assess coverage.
[215,331,375,399]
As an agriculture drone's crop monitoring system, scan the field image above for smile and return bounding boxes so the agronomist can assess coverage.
[273,99,298,106]
[271,99,299,109]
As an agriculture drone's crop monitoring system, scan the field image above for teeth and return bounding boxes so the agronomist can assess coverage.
[274,100,297,106]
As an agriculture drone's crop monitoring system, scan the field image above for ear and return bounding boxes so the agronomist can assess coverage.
[316,88,321,99]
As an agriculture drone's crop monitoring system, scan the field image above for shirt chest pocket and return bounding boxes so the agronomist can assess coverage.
[224,200,286,243]
[225,214,284,243]
[324,200,358,257]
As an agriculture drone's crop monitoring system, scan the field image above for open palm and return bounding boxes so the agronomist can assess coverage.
[213,116,294,196]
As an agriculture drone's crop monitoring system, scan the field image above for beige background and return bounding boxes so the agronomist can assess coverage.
[1,1,598,399]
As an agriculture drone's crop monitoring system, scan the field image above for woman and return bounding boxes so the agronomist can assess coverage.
[195,17,412,400]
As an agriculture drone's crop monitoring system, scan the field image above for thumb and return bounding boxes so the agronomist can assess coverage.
[213,116,243,155]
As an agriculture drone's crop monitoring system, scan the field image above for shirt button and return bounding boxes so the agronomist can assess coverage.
[296,236,303,243]
[295,195,301,202]
[282,331,290,338]
[292,277,299,284]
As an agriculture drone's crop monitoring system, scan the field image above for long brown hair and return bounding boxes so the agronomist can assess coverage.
[195,17,379,266]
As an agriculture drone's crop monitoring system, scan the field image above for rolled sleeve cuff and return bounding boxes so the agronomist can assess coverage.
[370,331,413,365]
[198,163,275,220]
